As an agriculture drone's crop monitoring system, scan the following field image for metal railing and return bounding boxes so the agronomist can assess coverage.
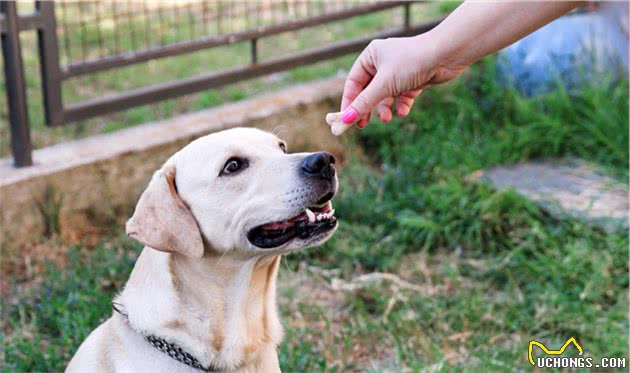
[1,1,443,167]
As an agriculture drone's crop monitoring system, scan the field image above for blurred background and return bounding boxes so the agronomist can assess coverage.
[1,1,628,372]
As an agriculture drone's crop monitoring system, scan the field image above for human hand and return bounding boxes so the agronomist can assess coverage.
[337,1,581,132]
[340,33,465,129]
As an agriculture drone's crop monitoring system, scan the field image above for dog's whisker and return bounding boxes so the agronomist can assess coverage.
[281,256,295,274]
[270,125,288,139]
[217,245,231,265]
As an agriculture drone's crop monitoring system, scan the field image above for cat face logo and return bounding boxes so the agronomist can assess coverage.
[528,337,583,366]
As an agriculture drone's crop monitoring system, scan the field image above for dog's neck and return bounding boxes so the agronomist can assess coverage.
[116,248,283,371]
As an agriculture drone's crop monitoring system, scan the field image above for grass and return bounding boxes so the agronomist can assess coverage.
[1,58,627,372]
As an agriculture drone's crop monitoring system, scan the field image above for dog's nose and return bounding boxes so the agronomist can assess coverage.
[302,152,336,179]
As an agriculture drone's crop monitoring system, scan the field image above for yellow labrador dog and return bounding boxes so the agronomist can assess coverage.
[67,127,338,373]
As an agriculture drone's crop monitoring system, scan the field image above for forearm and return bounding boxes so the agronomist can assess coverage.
[429,1,584,70]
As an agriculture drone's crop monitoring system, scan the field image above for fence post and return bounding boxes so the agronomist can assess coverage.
[251,38,258,64]
[36,1,64,126]
[1,1,32,167]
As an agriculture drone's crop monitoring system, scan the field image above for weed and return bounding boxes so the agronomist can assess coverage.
[35,185,63,239]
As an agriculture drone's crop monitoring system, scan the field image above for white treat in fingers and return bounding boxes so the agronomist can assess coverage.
[326,111,354,136]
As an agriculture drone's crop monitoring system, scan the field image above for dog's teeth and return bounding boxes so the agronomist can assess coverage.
[305,208,316,223]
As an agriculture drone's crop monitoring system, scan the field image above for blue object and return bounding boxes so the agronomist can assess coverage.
[497,3,629,95]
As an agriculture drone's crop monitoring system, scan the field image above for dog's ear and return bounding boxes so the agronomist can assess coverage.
[126,163,204,258]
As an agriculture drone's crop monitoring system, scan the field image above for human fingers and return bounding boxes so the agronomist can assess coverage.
[396,89,422,117]
[344,75,388,124]
[356,112,371,129]
[376,96,395,123]
[340,52,377,113]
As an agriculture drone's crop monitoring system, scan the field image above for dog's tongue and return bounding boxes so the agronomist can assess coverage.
[261,212,307,231]
[259,203,332,231]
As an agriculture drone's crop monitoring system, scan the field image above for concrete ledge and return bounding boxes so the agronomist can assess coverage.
[1,77,347,250]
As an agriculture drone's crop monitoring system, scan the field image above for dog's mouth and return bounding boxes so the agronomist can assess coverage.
[247,200,337,249]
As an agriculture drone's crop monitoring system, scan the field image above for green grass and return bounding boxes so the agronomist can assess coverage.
[1,60,628,372]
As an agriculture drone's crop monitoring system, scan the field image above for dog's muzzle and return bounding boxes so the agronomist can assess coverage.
[247,152,338,249]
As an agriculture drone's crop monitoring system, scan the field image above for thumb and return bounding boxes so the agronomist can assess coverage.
[344,77,387,124]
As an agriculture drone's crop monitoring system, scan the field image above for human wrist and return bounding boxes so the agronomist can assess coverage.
[407,30,465,87]
[416,27,468,75]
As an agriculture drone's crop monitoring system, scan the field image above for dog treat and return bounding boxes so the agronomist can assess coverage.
[326,112,354,136]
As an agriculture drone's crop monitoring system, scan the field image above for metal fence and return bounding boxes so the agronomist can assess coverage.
[1,1,442,167]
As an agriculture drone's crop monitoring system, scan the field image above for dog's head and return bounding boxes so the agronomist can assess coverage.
[126,127,338,258]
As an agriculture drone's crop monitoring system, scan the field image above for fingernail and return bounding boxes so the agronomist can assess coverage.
[341,108,358,124]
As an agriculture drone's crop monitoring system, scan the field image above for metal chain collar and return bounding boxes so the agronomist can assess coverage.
[112,302,222,372]
[144,334,216,372]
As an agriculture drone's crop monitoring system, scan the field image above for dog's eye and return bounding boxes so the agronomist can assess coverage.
[220,157,248,176]
[279,142,287,153]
